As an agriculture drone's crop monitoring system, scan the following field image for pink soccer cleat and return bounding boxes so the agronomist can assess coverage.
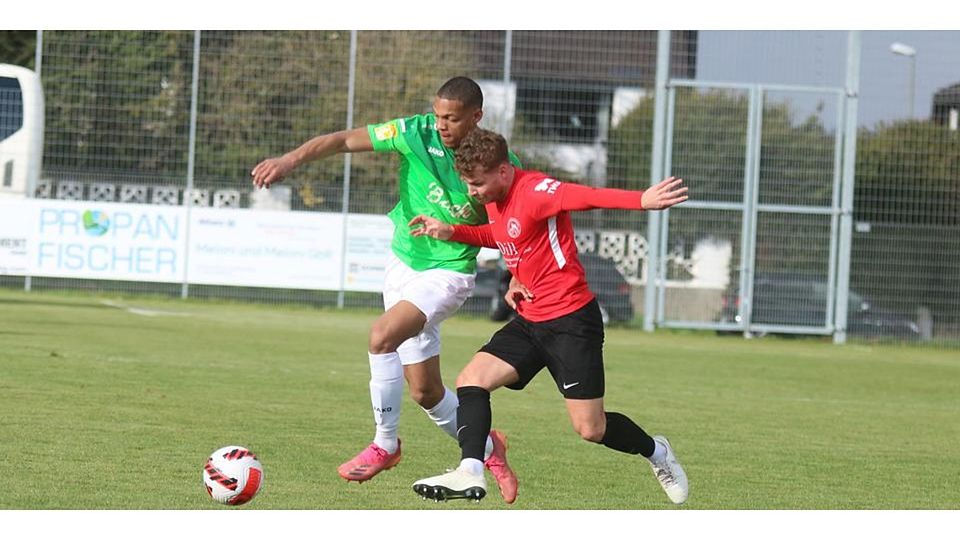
[484,430,518,504]
[337,440,402,483]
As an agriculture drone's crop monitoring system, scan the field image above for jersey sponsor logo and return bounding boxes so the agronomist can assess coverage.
[507,218,521,239]
[496,241,521,268]
[425,181,476,220]
[534,177,560,195]
[497,241,519,256]
[428,146,445,158]
[426,182,445,204]
[373,124,398,141]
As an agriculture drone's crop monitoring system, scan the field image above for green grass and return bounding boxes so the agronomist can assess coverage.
[1,288,958,510]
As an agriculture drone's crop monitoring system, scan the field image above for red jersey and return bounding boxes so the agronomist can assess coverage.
[451,168,644,322]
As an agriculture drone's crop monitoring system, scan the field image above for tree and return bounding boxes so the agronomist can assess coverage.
[193,31,352,210]
[36,31,483,212]
[609,88,837,275]
[852,120,960,323]
[193,30,478,213]
[609,89,960,325]
[0,31,35,68]
[40,31,194,177]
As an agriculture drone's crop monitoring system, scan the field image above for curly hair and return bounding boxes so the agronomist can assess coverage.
[454,128,508,177]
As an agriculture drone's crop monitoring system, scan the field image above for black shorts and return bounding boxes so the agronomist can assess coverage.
[479,298,605,399]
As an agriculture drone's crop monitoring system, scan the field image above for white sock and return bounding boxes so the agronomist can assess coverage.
[459,458,484,476]
[648,440,667,463]
[369,352,403,455]
[424,387,495,460]
[423,387,459,439]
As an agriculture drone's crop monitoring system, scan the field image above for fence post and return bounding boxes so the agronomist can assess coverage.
[337,30,358,309]
[501,30,513,139]
[25,31,43,293]
[181,30,202,299]
[833,30,861,344]
[643,30,670,332]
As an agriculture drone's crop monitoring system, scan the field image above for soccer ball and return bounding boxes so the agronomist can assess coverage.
[202,445,264,505]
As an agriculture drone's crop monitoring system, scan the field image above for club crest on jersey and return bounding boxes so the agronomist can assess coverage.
[507,218,522,239]
[374,124,398,141]
[534,177,560,195]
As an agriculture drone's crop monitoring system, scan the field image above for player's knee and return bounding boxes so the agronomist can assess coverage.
[575,423,606,443]
[455,370,483,389]
[368,323,400,354]
[408,380,444,409]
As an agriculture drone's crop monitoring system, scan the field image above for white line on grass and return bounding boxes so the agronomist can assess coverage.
[100,299,192,317]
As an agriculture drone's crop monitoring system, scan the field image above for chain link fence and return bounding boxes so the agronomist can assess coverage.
[665,31,960,344]
[1,30,957,346]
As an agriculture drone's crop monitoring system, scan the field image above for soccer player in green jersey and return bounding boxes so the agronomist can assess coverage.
[251,77,519,503]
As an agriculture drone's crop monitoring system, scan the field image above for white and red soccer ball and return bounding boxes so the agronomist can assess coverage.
[202,445,263,505]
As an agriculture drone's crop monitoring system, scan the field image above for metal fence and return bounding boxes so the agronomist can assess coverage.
[666,31,960,345]
[2,30,958,346]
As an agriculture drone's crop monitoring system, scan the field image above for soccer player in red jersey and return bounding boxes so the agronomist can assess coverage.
[252,78,517,502]
[408,128,690,505]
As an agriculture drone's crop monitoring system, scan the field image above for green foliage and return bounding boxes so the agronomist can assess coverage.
[41,31,194,176]
[0,30,35,68]
[609,88,838,273]
[852,120,960,322]
[194,31,352,209]
[608,88,960,322]
[38,31,478,212]
[855,120,960,226]
[193,30,482,211]
[2,288,959,509]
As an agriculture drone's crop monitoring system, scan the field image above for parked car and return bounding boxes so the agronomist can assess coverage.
[473,253,635,325]
[719,273,921,339]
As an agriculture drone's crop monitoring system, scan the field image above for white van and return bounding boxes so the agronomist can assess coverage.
[0,63,44,199]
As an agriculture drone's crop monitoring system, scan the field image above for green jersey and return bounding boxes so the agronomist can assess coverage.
[368,113,520,274]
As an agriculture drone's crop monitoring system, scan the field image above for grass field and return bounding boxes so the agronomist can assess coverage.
[1,288,958,510]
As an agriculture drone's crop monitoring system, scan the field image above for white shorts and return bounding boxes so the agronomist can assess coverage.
[382,254,476,365]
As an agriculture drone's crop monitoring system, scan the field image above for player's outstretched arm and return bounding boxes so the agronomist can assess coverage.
[641,176,689,210]
[557,176,688,213]
[251,126,373,189]
[409,215,497,248]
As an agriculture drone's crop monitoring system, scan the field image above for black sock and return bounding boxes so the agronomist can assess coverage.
[456,386,491,462]
[600,411,655,458]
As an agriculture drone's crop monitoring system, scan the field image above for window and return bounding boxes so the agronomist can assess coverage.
[0,76,25,141]
[516,82,609,143]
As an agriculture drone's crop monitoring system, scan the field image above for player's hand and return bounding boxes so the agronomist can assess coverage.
[408,215,453,240]
[641,176,688,210]
[505,277,534,310]
[251,155,296,189]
